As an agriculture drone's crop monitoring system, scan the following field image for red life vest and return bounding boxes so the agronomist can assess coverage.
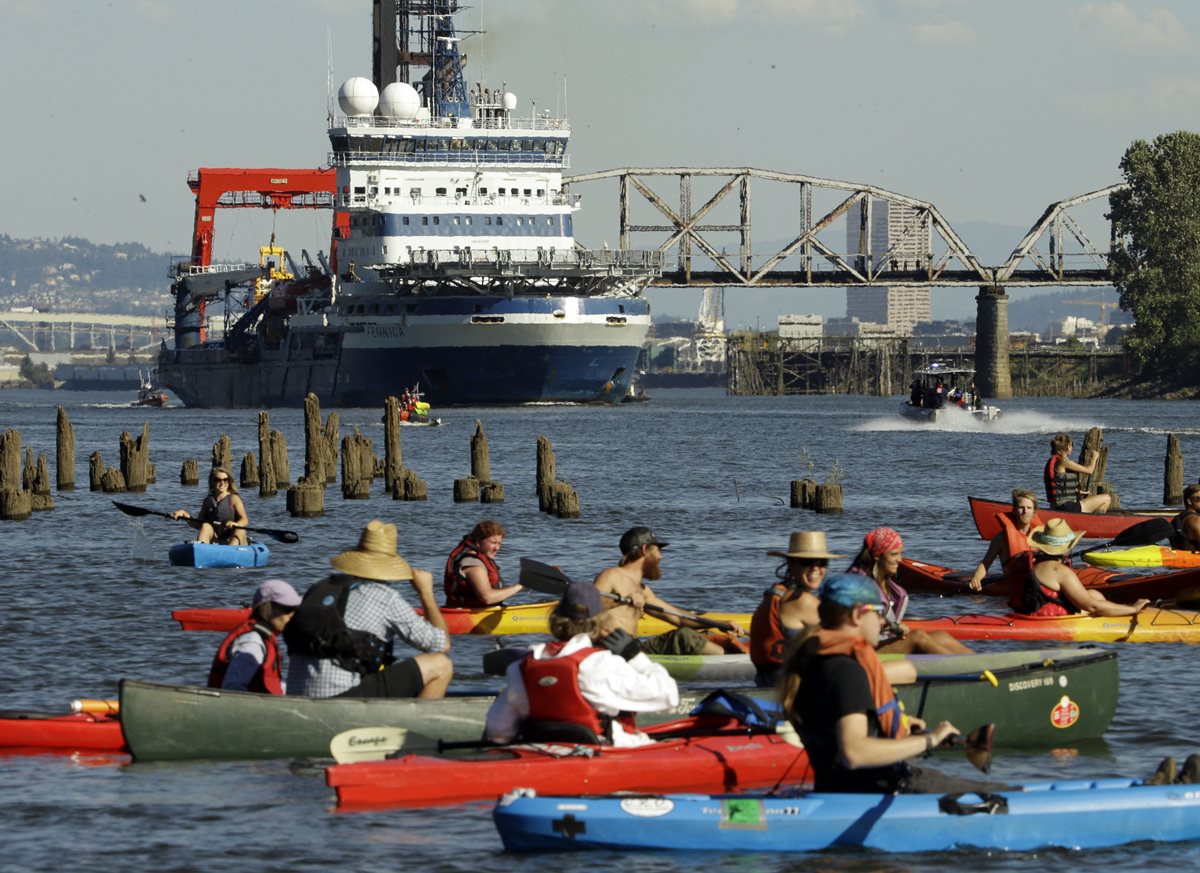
[519,641,637,743]
[443,539,503,608]
[207,618,283,695]
[749,582,788,671]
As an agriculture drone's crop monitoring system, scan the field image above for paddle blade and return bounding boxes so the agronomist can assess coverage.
[963,723,995,774]
[112,500,154,518]
[518,558,573,596]
[329,727,409,763]
[1109,518,1175,549]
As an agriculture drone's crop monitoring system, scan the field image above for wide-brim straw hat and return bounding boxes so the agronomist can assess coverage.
[767,530,845,560]
[330,519,414,581]
[1028,518,1084,556]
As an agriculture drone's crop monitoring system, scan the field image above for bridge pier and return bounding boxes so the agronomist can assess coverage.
[975,285,1012,400]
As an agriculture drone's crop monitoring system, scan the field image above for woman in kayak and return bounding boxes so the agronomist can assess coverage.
[847,527,972,655]
[208,579,301,694]
[749,530,844,687]
[443,520,523,607]
[1017,519,1150,617]
[171,467,249,545]
[1044,432,1112,514]
[485,580,679,747]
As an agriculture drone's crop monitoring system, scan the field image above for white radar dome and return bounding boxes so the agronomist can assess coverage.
[502,91,518,111]
[379,82,420,120]
[338,77,379,117]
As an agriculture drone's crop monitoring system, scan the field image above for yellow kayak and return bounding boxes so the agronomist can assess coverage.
[1083,544,1200,569]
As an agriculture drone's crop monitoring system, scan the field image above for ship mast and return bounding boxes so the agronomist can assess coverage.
[374,0,471,119]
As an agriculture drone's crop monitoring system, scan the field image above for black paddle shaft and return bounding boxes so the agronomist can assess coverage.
[111,501,300,544]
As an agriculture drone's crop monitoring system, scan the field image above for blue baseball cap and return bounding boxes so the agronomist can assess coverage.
[554,581,604,620]
[818,573,882,609]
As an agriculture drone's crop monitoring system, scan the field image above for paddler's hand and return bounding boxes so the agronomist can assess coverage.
[170,510,190,520]
[929,720,959,748]
[1131,598,1150,612]
[597,628,643,661]
[409,568,435,597]
[726,620,747,637]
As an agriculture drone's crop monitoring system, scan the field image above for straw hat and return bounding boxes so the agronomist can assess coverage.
[330,520,414,581]
[767,531,844,560]
[1028,518,1084,556]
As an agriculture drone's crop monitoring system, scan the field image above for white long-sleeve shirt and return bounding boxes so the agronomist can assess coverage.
[485,633,680,748]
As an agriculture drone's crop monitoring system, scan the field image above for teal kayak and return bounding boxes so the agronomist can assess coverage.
[168,541,270,569]
[494,779,1200,852]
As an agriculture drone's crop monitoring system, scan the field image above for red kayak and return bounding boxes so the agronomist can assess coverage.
[899,557,1200,605]
[905,606,1200,644]
[326,716,812,810]
[0,709,127,757]
[970,496,1174,541]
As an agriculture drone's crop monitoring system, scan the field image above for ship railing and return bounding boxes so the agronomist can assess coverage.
[328,151,569,168]
[394,247,664,273]
[338,114,569,132]
[334,191,581,209]
[168,259,255,279]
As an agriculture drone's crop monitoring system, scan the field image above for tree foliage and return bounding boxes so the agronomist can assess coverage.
[1109,131,1200,377]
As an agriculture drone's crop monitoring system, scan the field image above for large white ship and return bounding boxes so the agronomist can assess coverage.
[158,0,661,407]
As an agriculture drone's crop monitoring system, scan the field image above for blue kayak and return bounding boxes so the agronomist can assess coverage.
[168,541,270,569]
[494,779,1200,853]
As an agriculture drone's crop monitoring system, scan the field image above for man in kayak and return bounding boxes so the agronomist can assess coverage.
[284,520,453,699]
[1016,518,1150,617]
[781,573,991,793]
[1171,484,1200,551]
[968,488,1045,591]
[443,520,524,607]
[749,530,844,687]
[594,526,746,656]
[171,466,249,545]
[208,579,302,694]
[485,580,679,747]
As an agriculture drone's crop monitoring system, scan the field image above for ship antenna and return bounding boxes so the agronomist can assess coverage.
[326,27,334,120]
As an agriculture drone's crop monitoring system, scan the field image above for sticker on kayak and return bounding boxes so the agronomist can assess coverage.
[619,797,674,818]
[720,798,767,830]
[1051,695,1080,729]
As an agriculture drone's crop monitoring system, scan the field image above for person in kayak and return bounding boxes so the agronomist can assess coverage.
[207,579,302,694]
[1170,484,1200,551]
[170,466,249,545]
[1016,518,1150,617]
[284,520,453,699]
[749,530,844,687]
[443,520,523,607]
[593,526,746,656]
[485,580,679,747]
[847,527,972,655]
[1044,432,1112,514]
[968,488,1045,591]
[781,573,991,794]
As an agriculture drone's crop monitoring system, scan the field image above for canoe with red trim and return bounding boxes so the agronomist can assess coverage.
[969,496,1173,541]
[906,606,1200,643]
[898,556,1200,604]
[0,709,126,756]
[326,716,812,810]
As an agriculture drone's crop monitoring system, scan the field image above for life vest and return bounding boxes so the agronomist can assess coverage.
[282,577,394,675]
[199,494,237,543]
[1044,455,1080,508]
[1015,561,1081,616]
[519,642,637,744]
[749,582,788,671]
[994,512,1039,610]
[207,618,283,694]
[443,539,503,608]
[1172,509,1199,550]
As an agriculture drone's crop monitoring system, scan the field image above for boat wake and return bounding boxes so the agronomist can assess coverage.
[856,408,1099,435]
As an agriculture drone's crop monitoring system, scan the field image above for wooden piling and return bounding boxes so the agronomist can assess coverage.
[22,446,35,491]
[89,451,105,491]
[383,396,404,494]
[55,406,75,491]
[31,453,53,511]
[395,468,428,501]
[270,430,290,488]
[550,481,580,518]
[481,482,505,503]
[240,452,259,488]
[180,459,200,486]
[454,477,480,502]
[119,424,151,492]
[258,413,276,498]
[287,476,325,517]
[0,429,21,491]
[536,436,556,511]
[1166,433,1185,506]
[100,467,127,493]
[212,435,232,473]
[323,413,340,484]
[0,488,31,520]
[341,430,372,499]
[303,394,329,486]
[815,483,844,514]
[471,420,491,482]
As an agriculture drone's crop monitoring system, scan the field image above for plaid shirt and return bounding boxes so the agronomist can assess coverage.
[285,576,448,697]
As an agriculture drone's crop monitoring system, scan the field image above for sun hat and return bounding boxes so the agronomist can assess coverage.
[330,520,414,581]
[767,531,844,560]
[864,527,904,558]
[553,580,604,620]
[252,579,302,609]
[818,573,883,609]
[619,526,669,555]
[1028,518,1084,556]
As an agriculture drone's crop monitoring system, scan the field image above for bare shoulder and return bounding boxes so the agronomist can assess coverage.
[594,565,635,594]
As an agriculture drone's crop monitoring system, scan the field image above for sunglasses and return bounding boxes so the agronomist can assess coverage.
[858,604,886,616]
[790,558,828,568]
[213,476,230,484]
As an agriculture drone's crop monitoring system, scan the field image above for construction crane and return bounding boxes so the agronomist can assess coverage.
[1064,298,1121,328]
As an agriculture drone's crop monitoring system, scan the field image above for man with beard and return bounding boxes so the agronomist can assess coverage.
[593,526,745,656]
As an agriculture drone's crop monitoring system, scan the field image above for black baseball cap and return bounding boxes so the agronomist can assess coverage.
[619,526,669,555]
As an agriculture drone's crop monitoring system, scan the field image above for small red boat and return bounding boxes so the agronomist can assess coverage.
[970,496,1174,541]
[0,708,127,757]
[326,716,811,811]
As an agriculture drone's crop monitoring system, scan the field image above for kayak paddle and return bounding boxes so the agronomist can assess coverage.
[112,500,300,544]
[519,558,739,633]
[1074,517,1175,559]
[933,722,995,774]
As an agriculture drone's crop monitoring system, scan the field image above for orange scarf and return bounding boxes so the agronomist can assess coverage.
[814,628,908,739]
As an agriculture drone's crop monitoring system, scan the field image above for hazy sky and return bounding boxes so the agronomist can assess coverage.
[2,0,1195,324]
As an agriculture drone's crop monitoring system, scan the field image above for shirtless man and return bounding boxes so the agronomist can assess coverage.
[593,526,746,656]
[969,488,1045,591]
[1171,484,1200,552]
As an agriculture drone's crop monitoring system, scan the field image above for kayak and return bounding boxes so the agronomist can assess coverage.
[119,679,708,762]
[326,716,813,810]
[1084,544,1200,570]
[907,606,1200,643]
[172,601,750,636]
[0,708,126,756]
[899,556,1200,604]
[168,541,270,569]
[492,778,1200,853]
[970,495,1173,540]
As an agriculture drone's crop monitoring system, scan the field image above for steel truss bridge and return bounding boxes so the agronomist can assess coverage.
[0,311,168,354]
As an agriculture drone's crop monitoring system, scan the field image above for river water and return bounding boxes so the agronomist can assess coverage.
[3,387,1200,871]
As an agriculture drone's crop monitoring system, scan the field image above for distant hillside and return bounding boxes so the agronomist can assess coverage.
[0,235,170,316]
